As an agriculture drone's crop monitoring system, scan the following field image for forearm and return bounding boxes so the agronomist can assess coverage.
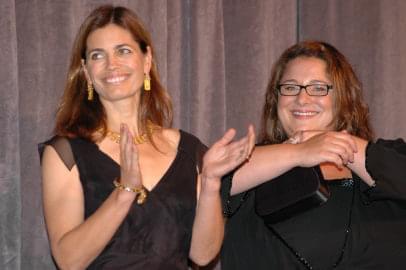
[50,189,136,269]
[189,176,224,266]
[231,143,301,195]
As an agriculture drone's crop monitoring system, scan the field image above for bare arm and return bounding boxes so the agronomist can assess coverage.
[231,130,359,195]
[231,143,302,194]
[42,125,140,269]
[189,174,224,266]
[189,126,255,265]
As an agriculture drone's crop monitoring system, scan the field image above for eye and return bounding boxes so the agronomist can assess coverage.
[118,47,132,55]
[89,52,105,60]
[283,85,299,91]
[311,84,328,92]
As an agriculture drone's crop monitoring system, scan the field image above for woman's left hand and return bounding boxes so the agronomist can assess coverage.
[201,125,255,191]
[191,126,254,264]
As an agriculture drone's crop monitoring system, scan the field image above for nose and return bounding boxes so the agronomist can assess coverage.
[295,86,312,105]
[106,54,119,70]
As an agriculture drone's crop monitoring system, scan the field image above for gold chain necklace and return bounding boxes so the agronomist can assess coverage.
[106,130,148,145]
[105,124,157,145]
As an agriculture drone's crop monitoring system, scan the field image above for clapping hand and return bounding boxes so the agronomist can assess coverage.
[201,125,255,192]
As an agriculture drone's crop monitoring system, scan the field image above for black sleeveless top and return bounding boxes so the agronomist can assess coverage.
[39,130,207,269]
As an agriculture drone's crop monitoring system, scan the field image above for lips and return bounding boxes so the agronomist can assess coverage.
[104,74,128,84]
[292,110,319,117]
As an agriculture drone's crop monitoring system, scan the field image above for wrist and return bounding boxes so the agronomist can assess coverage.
[285,143,305,167]
[200,174,221,194]
[113,179,148,205]
[113,187,137,207]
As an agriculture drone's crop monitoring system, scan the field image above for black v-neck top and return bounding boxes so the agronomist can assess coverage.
[221,138,406,270]
[39,130,207,269]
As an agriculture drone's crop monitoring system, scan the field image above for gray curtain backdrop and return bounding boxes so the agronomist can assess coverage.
[1,0,405,269]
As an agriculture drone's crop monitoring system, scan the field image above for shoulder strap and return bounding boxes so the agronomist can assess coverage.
[178,130,208,173]
[38,136,76,170]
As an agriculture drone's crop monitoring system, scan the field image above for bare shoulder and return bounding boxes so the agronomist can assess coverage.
[41,145,82,199]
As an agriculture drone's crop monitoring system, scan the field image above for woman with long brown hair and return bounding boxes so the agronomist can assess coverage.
[39,5,254,269]
[221,41,406,269]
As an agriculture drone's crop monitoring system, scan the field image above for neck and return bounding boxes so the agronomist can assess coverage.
[101,95,141,134]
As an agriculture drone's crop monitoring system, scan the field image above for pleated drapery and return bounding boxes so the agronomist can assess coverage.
[1,1,405,269]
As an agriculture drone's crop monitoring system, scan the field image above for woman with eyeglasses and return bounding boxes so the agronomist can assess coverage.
[221,41,406,269]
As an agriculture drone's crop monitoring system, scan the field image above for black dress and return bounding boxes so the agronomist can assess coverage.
[39,130,207,270]
[221,139,406,270]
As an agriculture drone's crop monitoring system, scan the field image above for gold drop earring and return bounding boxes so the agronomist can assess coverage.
[144,73,151,91]
[87,83,94,100]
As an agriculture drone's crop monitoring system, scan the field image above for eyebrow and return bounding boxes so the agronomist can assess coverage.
[280,79,331,84]
[114,43,132,49]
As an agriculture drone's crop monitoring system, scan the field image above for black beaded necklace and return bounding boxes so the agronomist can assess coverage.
[268,178,355,270]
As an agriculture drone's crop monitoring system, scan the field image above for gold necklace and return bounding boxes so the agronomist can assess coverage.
[104,124,157,145]
[106,130,148,145]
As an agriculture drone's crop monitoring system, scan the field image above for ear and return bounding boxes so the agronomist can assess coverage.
[81,59,92,84]
[143,46,152,74]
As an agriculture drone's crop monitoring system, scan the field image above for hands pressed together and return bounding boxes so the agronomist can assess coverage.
[119,124,143,189]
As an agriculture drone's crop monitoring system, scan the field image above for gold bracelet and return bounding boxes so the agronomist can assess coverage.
[113,179,148,205]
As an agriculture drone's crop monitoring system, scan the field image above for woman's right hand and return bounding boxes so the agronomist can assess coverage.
[294,130,358,168]
[119,124,143,188]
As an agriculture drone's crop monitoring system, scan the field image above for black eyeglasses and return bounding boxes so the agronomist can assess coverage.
[277,84,333,96]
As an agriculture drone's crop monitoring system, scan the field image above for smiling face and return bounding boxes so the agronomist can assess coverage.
[277,57,334,137]
[83,23,151,102]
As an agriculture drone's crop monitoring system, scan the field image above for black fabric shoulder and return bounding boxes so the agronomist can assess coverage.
[362,137,406,200]
[177,130,208,174]
[375,138,406,151]
[38,136,76,171]
[365,138,406,180]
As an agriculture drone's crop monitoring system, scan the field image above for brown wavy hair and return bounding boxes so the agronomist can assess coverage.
[259,40,373,144]
[55,5,172,142]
